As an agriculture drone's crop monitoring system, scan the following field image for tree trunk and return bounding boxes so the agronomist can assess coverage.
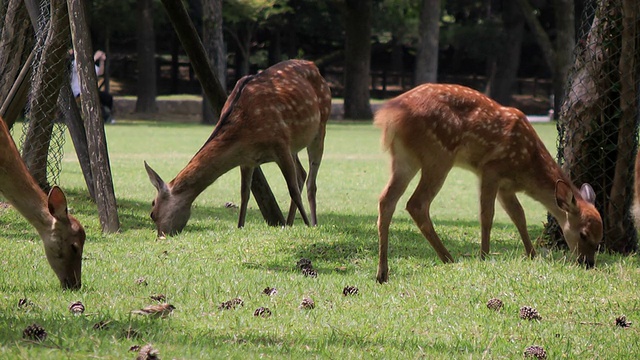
[0,0,33,104]
[201,0,225,125]
[68,0,120,233]
[414,0,440,85]
[547,0,637,253]
[488,0,524,105]
[22,0,69,190]
[552,0,576,116]
[135,0,157,113]
[343,0,372,120]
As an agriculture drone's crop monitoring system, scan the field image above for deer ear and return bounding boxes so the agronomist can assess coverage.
[555,179,579,214]
[47,186,69,220]
[580,183,596,204]
[144,161,168,193]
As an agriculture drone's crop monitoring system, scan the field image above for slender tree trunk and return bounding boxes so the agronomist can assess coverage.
[343,0,372,120]
[201,0,225,124]
[22,0,69,190]
[0,0,33,103]
[552,0,575,115]
[135,0,157,113]
[414,0,440,85]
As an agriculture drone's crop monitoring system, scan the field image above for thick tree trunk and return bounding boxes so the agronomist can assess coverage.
[135,0,157,113]
[343,0,372,120]
[414,0,440,85]
[488,1,524,105]
[201,0,225,125]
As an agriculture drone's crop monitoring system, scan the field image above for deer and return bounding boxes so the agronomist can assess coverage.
[144,59,332,236]
[0,117,85,290]
[375,84,603,283]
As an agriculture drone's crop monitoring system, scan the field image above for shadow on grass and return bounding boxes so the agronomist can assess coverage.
[57,187,637,271]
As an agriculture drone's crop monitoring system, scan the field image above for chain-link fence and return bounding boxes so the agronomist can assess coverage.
[544,0,640,254]
[0,0,69,191]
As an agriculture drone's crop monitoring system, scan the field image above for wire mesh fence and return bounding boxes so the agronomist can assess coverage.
[543,0,640,254]
[1,0,69,190]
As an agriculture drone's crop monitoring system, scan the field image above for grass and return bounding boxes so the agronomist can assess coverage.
[1,120,639,359]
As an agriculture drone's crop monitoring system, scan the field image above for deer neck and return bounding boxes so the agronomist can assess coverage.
[170,139,241,201]
[525,153,571,226]
[0,167,52,236]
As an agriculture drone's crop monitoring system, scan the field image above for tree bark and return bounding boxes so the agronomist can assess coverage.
[135,0,157,113]
[0,0,33,105]
[414,0,440,85]
[488,1,524,105]
[201,0,226,125]
[22,0,69,190]
[343,0,372,120]
[68,0,120,233]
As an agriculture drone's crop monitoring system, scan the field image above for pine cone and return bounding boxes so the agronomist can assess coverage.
[254,307,272,318]
[93,320,111,330]
[69,301,85,315]
[302,267,318,278]
[297,258,312,270]
[22,323,47,341]
[523,345,547,359]
[343,286,359,296]
[487,298,503,311]
[150,294,166,302]
[299,297,315,310]
[136,344,160,360]
[263,287,278,296]
[519,306,542,320]
[219,297,244,310]
[17,298,35,309]
[615,315,632,328]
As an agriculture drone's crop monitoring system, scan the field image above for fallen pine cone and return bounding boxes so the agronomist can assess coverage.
[299,297,315,310]
[22,323,47,341]
[69,301,85,315]
[615,315,632,328]
[523,345,547,359]
[263,287,278,296]
[519,306,542,321]
[486,298,503,311]
[136,344,160,360]
[254,307,272,318]
[219,297,244,310]
[343,286,359,296]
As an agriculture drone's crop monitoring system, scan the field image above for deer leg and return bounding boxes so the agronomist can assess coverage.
[275,148,311,226]
[238,166,254,228]
[305,126,326,226]
[497,190,536,258]
[286,155,307,225]
[479,173,500,259]
[377,158,418,283]
[406,167,455,264]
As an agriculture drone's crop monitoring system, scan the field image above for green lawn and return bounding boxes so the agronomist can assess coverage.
[0,120,638,359]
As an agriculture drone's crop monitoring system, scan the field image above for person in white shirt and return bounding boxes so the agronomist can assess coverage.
[69,49,114,123]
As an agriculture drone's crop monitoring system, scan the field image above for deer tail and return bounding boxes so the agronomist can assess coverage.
[374,105,403,152]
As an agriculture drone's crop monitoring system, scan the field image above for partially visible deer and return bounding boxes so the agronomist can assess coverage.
[0,117,85,289]
[145,59,331,236]
[375,84,603,283]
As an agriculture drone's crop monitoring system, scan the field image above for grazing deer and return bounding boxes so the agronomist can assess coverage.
[375,84,603,283]
[145,59,331,236]
[0,118,85,289]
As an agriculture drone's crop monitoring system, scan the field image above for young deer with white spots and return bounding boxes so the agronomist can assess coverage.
[0,118,85,289]
[144,60,331,236]
[375,84,603,283]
